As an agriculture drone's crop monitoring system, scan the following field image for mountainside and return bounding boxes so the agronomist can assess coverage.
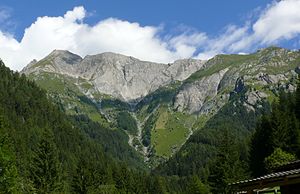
[0,61,150,193]
[22,46,300,167]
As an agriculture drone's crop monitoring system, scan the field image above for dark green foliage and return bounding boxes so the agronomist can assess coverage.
[0,113,20,193]
[250,89,300,176]
[249,115,273,176]
[101,98,130,110]
[142,113,157,147]
[69,114,145,169]
[117,111,138,134]
[71,154,114,194]
[29,128,63,193]
[208,129,248,194]
[187,176,209,194]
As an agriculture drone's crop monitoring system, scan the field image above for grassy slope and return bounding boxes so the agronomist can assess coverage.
[29,72,108,124]
[151,107,196,157]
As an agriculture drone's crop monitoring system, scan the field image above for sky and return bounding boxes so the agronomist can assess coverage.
[1,0,300,70]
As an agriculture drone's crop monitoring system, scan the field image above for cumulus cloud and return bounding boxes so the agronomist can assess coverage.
[196,0,300,59]
[253,0,300,43]
[1,0,300,71]
[0,6,206,70]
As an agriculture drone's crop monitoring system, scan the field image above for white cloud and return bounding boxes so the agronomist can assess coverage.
[253,0,300,43]
[196,0,300,60]
[196,25,250,59]
[1,1,300,70]
[0,6,205,70]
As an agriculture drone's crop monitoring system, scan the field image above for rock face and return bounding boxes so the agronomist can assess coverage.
[174,68,229,113]
[22,50,206,102]
[22,50,82,76]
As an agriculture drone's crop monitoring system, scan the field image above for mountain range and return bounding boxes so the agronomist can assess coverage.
[22,46,300,167]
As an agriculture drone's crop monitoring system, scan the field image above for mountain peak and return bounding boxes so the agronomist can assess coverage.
[47,49,82,61]
[22,50,82,75]
[84,52,139,64]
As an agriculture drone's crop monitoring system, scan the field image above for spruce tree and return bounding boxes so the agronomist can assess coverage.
[209,128,247,194]
[187,175,209,194]
[29,128,62,193]
[0,113,20,193]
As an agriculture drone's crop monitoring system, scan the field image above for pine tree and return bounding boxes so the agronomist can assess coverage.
[29,128,62,193]
[209,128,247,194]
[250,115,273,176]
[71,156,101,194]
[151,176,167,194]
[187,175,209,194]
[0,113,20,193]
[72,157,89,194]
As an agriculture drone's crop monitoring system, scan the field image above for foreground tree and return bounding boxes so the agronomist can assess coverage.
[209,128,248,194]
[29,128,62,193]
[0,114,20,193]
[264,148,296,172]
[187,175,210,194]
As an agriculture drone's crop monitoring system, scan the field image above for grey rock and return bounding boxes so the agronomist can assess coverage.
[174,68,229,113]
[22,50,206,102]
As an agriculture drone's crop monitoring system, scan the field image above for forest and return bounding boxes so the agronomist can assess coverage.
[1,59,300,193]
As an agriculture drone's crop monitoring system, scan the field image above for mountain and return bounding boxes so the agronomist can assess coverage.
[22,46,300,167]
[23,50,205,102]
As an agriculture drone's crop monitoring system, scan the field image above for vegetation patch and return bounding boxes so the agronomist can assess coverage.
[116,111,138,135]
[151,107,193,157]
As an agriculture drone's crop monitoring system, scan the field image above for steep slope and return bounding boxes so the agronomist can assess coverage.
[22,47,300,168]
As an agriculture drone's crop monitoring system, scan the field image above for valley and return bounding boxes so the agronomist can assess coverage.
[2,46,300,193]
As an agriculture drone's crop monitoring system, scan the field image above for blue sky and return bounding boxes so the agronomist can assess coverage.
[1,0,271,40]
[1,0,300,70]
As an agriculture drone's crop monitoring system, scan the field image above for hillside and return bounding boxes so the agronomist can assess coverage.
[0,60,169,193]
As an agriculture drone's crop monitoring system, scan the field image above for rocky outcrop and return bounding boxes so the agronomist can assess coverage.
[174,68,229,113]
[22,50,82,76]
[22,51,206,102]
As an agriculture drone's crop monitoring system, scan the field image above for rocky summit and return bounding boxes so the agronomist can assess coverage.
[22,50,206,102]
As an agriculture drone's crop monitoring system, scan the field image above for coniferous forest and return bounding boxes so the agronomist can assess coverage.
[0,61,168,193]
[1,56,300,194]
